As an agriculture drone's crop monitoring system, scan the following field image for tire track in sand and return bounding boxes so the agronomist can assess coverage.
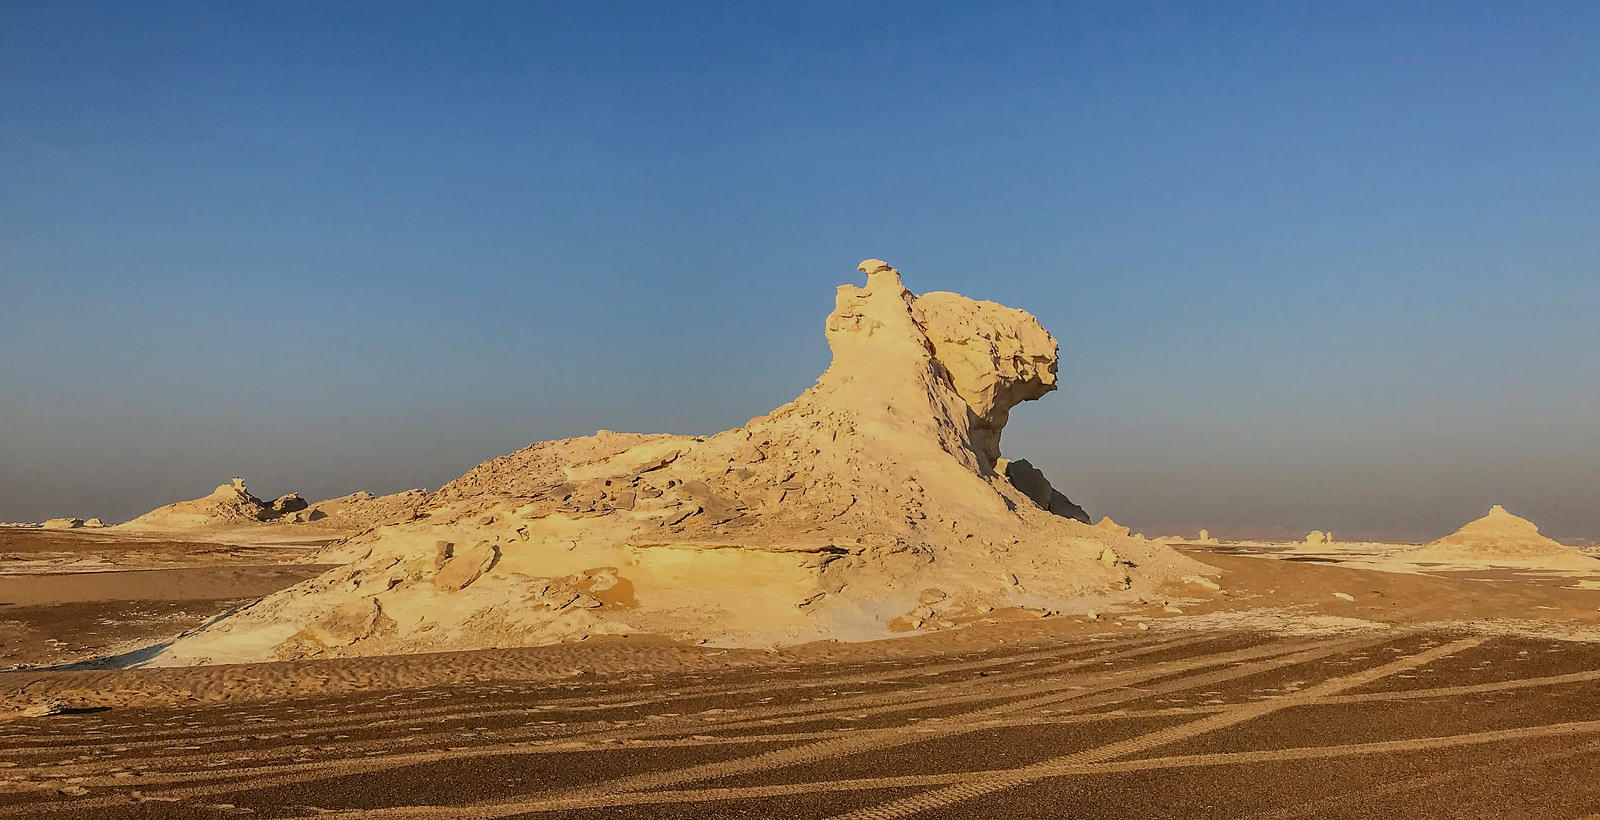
[2,636,1160,751]
[0,634,1220,815]
[0,635,1204,779]
[828,636,1483,820]
[302,718,1600,817]
[265,634,1391,819]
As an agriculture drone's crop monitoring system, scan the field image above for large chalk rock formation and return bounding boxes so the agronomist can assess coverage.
[156,261,1205,664]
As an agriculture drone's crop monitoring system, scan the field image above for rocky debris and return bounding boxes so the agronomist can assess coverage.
[19,699,72,717]
[155,259,1206,664]
[302,489,429,533]
[1001,459,1089,523]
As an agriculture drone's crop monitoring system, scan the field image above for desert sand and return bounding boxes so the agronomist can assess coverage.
[4,262,1600,818]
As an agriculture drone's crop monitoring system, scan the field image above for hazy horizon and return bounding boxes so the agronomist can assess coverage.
[3,3,1597,542]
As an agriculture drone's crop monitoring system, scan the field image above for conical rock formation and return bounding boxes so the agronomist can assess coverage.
[1413,505,1595,567]
[155,261,1206,665]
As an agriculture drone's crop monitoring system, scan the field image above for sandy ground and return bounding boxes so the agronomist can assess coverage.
[6,532,1600,817]
[7,630,1600,818]
[0,529,332,668]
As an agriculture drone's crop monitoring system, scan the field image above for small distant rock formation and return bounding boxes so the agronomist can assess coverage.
[1304,530,1327,546]
[41,517,85,530]
[119,478,282,531]
[118,479,427,534]
[1413,505,1594,567]
[156,259,1207,664]
[1195,529,1219,545]
[1094,516,1131,537]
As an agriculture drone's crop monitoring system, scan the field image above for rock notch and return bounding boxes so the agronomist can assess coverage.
[156,260,1206,664]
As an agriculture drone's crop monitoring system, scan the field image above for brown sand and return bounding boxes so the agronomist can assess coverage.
[3,514,1600,816]
[5,629,1600,818]
[0,529,330,669]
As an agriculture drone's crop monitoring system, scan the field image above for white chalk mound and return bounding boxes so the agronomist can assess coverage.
[1413,505,1595,567]
[157,261,1206,664]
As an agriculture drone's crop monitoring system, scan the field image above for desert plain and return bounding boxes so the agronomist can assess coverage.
[5,262,1600,819]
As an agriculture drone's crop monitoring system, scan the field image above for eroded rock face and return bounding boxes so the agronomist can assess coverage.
[156,261,1206,664]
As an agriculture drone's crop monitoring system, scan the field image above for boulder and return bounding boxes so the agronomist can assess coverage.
[434,542,498,591]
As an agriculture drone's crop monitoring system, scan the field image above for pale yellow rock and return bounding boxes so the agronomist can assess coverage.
[119,478,276,530]
[434,543,498,591]
[118,478,425,536]
[1411,505,1597,569]
[154,260,1207,665]
[1094,517,1131,537]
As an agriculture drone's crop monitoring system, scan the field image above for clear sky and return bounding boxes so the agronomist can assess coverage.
[2,2,1597,541]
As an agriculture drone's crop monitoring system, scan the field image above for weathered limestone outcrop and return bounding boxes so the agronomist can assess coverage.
[155,260,1206,665]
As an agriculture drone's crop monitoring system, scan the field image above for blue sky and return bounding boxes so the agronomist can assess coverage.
[3,2,1597,540]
